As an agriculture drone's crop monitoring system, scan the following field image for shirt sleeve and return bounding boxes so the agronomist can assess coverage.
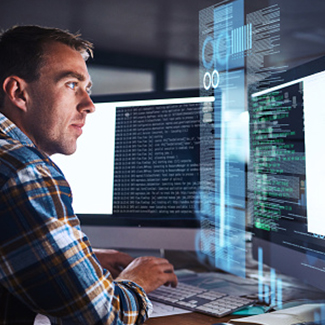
[0,160,151,324]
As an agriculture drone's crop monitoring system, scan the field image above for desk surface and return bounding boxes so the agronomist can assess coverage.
[145,312,238,324]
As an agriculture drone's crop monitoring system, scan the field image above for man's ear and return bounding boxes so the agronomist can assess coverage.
[2,76,28,112]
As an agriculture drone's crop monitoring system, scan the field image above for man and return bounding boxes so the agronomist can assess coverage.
[0,25,177,324]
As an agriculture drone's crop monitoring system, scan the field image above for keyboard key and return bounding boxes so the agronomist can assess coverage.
[148,282,255,317]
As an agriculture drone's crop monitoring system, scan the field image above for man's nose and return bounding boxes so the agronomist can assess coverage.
[79,91,96,114]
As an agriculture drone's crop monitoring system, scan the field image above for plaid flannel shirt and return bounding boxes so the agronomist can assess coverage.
[0,113,152,324]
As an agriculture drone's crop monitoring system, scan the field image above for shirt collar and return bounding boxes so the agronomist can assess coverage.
[0,112,35,148]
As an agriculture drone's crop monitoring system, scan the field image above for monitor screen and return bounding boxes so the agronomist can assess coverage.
[52,92,215,250]
[249,56,325,292]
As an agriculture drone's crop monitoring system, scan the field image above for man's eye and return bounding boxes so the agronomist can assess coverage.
[67,82,77,90]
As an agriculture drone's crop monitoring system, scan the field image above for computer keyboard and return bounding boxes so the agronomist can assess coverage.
[148,282,255,317]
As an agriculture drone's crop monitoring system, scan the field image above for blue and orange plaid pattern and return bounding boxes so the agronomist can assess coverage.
[0,113,151,324]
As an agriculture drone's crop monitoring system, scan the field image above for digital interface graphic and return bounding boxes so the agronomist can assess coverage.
[197,0,283,279]
[198,0,248,277]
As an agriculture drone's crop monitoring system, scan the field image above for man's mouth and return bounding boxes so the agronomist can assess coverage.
[71,122,85,136]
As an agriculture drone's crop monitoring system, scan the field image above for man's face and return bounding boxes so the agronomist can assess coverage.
[24,41,95,156]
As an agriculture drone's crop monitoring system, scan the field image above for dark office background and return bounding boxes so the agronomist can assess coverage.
[0,0,325,95]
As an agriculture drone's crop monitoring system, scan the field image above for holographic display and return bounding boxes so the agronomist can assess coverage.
[198,0,248,277]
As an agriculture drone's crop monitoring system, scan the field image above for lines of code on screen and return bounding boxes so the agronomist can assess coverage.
[249,82,307,244]
[113,103,200,217]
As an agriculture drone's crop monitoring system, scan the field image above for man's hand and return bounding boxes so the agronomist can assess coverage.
[116,256,178,293]
[93,248,134,278]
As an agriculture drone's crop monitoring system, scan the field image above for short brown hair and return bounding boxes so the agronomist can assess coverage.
[0,25,93,107]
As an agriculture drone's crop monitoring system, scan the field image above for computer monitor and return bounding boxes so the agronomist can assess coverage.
[249,56,325,292]
[52,91,215,251]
